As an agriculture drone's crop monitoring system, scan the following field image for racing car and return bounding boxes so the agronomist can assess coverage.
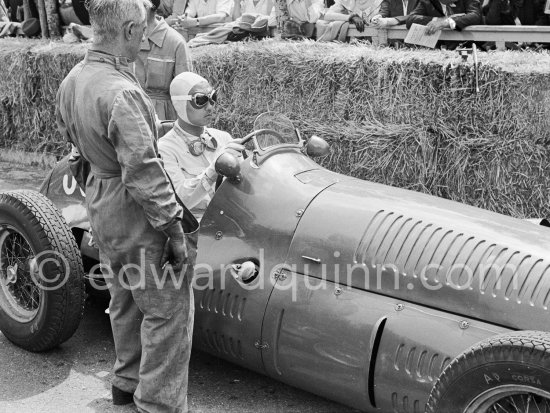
[1,112,549,413]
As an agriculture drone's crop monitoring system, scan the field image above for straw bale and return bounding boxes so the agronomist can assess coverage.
[1,38,550,218]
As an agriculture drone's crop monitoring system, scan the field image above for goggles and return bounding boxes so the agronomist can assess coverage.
[188,131,218,157]
[172,89,218,108]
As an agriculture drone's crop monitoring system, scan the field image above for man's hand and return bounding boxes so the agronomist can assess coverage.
[180,16,199,29]
[372,17,390,27]
[370,14,382,24]
[348,14,365,32]
[221,138,245,158]
[165,15,179,26]
[162,222,187,273]
[425,17,449,35]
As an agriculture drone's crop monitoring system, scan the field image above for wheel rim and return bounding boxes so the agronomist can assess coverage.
[0,225,42,323]
[465,384,550,413]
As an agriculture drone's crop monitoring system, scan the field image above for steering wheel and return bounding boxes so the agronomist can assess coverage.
[241,129,285,149]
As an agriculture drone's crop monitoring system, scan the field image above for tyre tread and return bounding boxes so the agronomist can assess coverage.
[0,190,85,352]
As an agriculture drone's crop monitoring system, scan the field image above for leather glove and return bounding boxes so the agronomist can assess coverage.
[162,221,187,273]
[348,14,365,32]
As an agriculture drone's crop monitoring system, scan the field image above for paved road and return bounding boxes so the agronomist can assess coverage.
[0,161,358,413]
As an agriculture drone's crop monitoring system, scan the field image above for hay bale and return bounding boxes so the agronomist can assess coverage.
[1,38,549,218]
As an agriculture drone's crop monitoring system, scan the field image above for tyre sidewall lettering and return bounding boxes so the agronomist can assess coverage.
[436,362,550,411]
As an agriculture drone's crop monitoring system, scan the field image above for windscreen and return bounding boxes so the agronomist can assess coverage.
[253,112,300,150]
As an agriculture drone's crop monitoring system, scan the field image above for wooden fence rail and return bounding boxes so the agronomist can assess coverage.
[348,25,550,49]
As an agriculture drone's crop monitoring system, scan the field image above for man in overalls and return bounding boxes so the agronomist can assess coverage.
[55,0,199,412]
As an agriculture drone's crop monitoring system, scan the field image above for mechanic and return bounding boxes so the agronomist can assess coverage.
[55,1,199,412]
[158,72,245,221]
[134,0,193,120]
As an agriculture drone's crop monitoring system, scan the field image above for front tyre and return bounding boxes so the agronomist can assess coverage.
[426,331,550,413]
[0,190,85,352]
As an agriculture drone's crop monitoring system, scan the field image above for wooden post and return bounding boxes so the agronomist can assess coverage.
[22,0,31,20]
[35,0,49,38]
[44,0,60,37]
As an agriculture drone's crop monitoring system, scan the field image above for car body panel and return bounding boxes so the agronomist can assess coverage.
[42,157,88,232]
[191,151,338,372]
[262,273,509,412]
[285,179,550,331]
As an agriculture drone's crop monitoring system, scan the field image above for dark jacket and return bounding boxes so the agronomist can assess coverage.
[484,0,549,25]
[406,0,482,30]
[379,0,419,23]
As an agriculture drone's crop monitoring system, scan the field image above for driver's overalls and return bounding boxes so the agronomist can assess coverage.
[56,49,198,413]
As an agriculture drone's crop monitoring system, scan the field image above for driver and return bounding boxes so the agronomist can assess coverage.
[158,72,244,221]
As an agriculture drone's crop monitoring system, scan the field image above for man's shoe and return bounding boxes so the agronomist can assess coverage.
[112,385,134,405]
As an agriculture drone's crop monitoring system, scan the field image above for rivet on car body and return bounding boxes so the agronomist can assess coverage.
[215,231,223,240]
[273,268,286,280]
[459,320,470,329]
[395,303,405,311]
[334,287,343,296]
[296,209,304,217]
[254,340,269,349]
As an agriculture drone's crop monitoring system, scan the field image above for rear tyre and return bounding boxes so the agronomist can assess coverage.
[0,190,85,351]
[426,331,550,413]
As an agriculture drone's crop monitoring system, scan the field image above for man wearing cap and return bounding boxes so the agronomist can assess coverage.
[159,72,244,221]
[55,0,199,412]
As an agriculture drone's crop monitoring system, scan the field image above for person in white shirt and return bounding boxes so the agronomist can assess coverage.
[173,0,234,39]
[287,0,325,23]
[234,0,277,28]
[323,0,383,31]
[159,72,244,221]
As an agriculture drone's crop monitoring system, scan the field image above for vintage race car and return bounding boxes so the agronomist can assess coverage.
[1,113,550,413]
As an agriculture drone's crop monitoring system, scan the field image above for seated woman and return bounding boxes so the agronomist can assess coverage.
[134,0,193,120]
[158,72,244,221]
[174,0,234,40]
[323,0,383,32]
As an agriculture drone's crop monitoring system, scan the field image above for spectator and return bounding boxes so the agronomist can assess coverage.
[281,0,325,38]
[371,0,419,26]
[324,0,383,32]
[483,0,549,25]
[134,0,193,120]
[1,0,22,37]
[4,0,21,22]
[406,0,482,35]
[55,0,199,411]
[157,0,187,26]
[176,0,234,40]
[234,0,277,28]
[159,72,244,221]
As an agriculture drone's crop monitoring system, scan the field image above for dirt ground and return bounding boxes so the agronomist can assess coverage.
[0,160,358,413]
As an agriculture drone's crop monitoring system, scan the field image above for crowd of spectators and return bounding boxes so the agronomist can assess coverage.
[0,0,549,46]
